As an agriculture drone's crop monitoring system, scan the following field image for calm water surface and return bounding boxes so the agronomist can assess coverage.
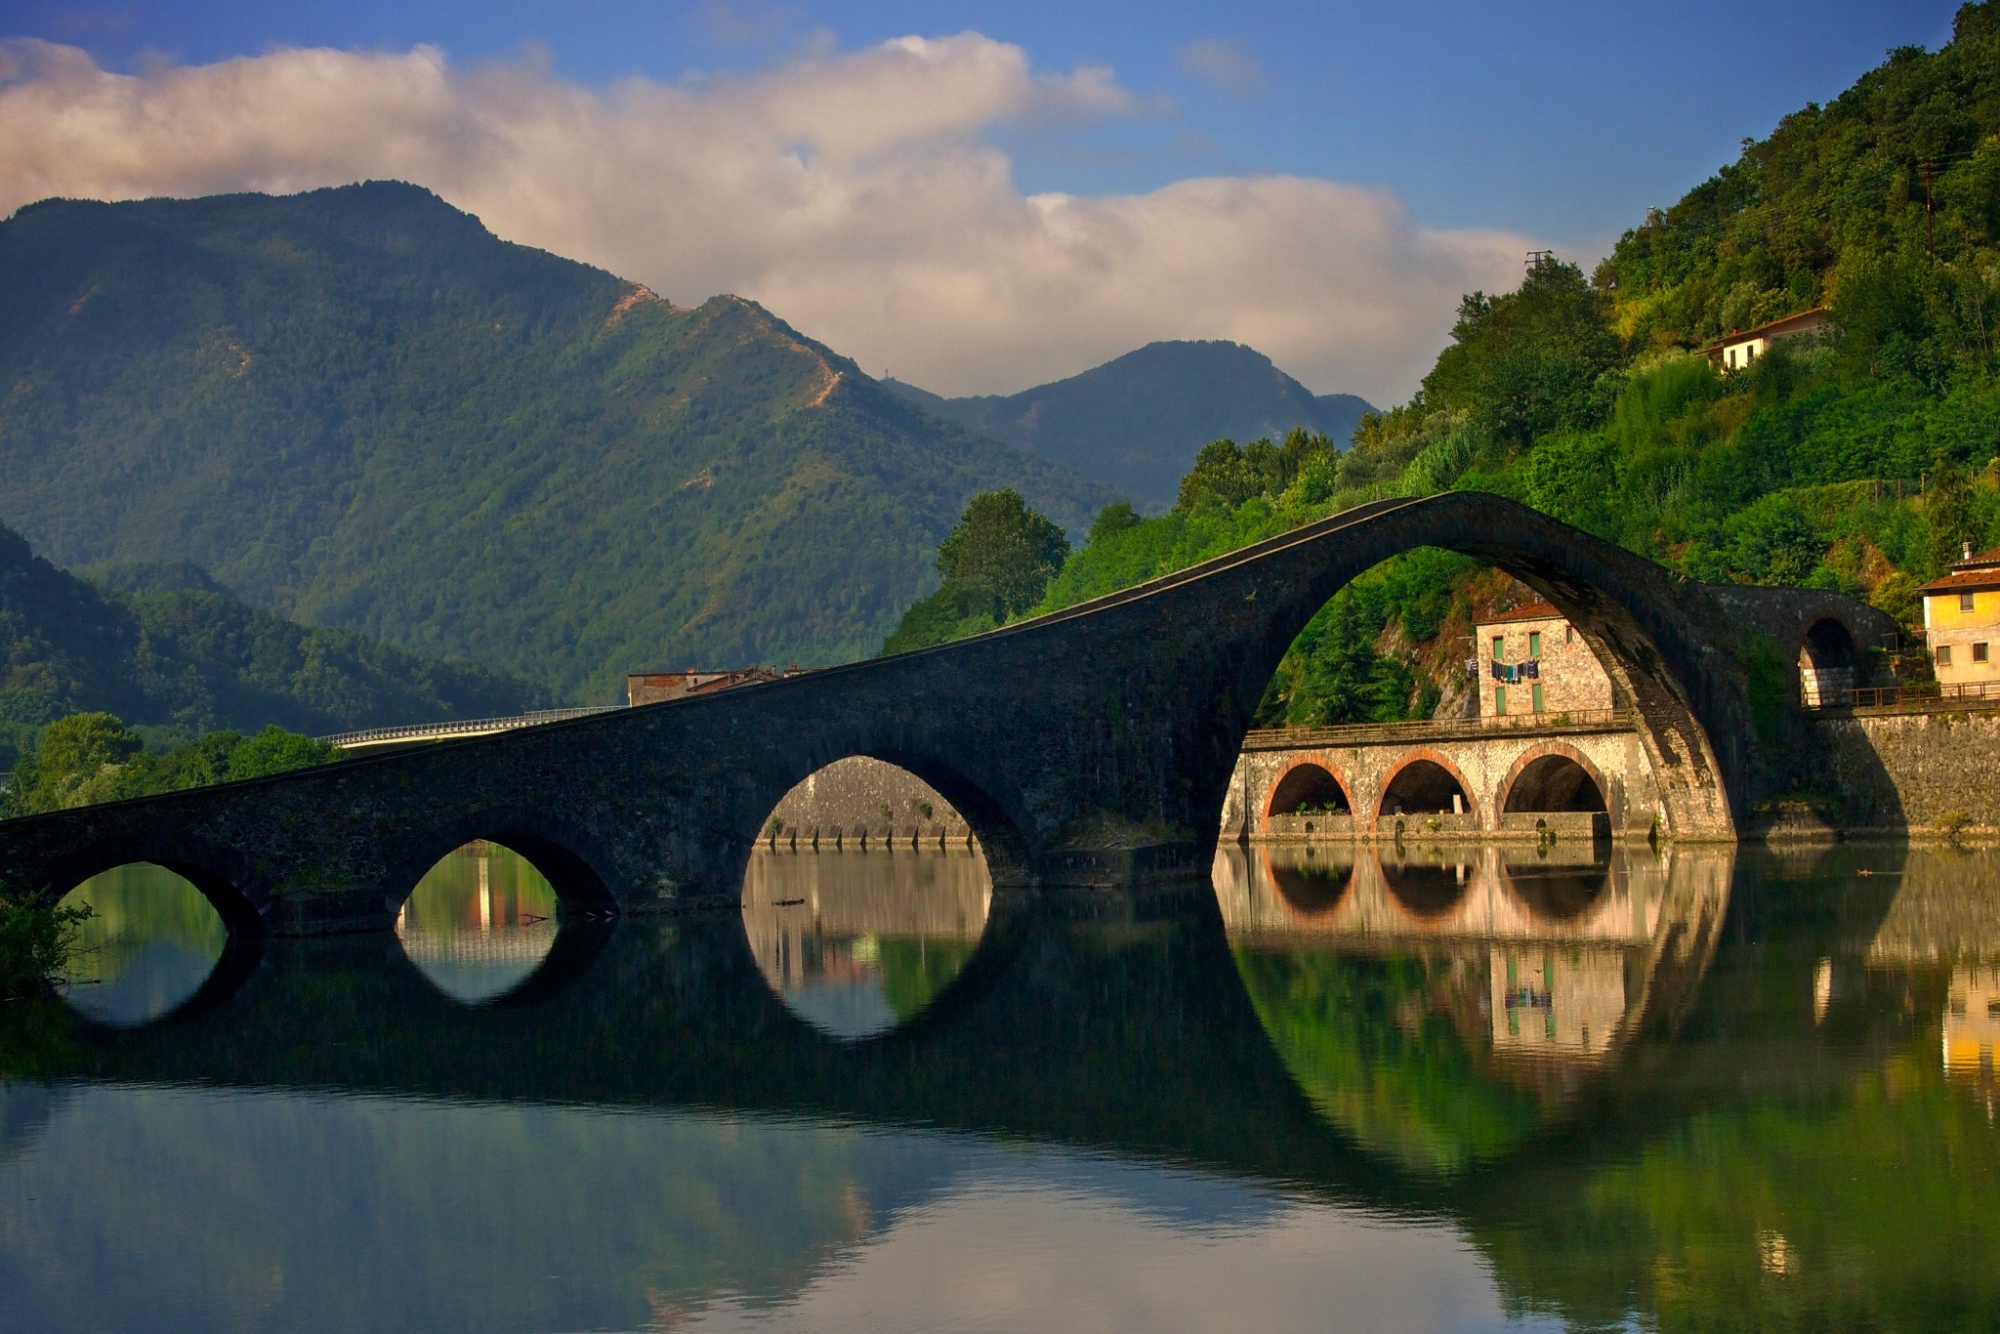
[4,839,1998,1332]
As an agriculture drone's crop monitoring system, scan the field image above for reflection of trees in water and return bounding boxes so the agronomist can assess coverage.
[1232,947,1542,1173]
[57,864,226,1027]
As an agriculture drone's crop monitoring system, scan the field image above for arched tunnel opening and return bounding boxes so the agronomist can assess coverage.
[1503,755,1607,814]
[1798,617,1860,708]
[1267,763,1351,816]
[1380,759,1472,818]
[744,756,994,1041]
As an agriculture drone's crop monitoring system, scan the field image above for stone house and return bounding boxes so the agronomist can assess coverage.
[1474,603,1615,718]
[1918,543,2000,690]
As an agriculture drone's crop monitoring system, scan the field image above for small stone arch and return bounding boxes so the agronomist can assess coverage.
[390,808,620,919]
[1375,749,1478,830]
[1798,615,1861,707]
[1261,756,1355,833]
[1499,742,1611,814]
[29,836,263,935]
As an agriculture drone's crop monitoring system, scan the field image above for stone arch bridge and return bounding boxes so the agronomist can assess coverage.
[0,494,1890,934]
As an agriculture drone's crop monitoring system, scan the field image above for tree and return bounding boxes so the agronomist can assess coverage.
[1422,256,1621,448]
[881,490,1071,653]
[6,712,142,814]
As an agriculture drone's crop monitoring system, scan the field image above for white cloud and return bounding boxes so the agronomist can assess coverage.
[0,36,1531,403]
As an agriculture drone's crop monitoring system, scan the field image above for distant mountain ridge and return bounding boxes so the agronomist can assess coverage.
[0,182,1117,700]
[0,523,539,769]
[886,341,1374,508]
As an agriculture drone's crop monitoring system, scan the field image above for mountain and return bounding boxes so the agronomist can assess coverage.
[885,341,1374,508]
[0,182,1117,701]
[0,523,539,769]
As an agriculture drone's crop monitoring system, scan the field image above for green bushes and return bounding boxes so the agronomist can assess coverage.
[0,897,91,999]
[2,711,342,818]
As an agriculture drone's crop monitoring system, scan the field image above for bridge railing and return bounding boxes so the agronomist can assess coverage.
[1819,681,2000,713]
[319,706,622,750]
[1240,707,1634,751]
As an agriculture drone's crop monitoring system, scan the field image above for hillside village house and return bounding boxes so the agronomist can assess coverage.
[1475,603,1615,717]
[1701,307,1828,372]
[1918,543,2000,690]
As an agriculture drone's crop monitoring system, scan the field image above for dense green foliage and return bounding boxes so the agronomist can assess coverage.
[1,522,535,771]
[886,340,1372,508]
[0,183,1114,702]
[2,711,341,817]
[917,7,2000,724]
[0,897,91,999]
[882,490,1070,653]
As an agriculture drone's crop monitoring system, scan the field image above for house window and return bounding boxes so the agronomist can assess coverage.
[1531,683,1544,712]
[1492,635,1505,662]
[1528,631,1542,657]
[1977,643,1991,664]
[1495,685,1508,716]
[1962,591,1977,613]
[1938,645,1955,666]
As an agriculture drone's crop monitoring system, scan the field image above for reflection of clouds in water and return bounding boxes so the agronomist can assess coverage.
[682,1173,1525,1334]
[396,843,558,1004]
[58,864,225,1027]
[0,1083,1526,1334]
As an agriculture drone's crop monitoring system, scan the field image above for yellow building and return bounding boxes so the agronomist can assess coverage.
[1917,543,2000,689]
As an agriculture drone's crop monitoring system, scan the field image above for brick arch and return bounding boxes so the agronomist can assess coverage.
[1497,741,1612,815]
[1373,747,1480,832]
[1259,754,1356,836]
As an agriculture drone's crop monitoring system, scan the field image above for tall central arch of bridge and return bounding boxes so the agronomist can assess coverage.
[0,494,1890,933]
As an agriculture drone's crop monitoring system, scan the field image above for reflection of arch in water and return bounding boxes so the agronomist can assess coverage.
[55,862,240,1028]
[1265,759,1353,820]
[1499,853,1612,920]
[1260,845,1355,917]
[396,841,566,1005]
[743,756,998,1041]
[1500,745,1609,815]
[1378,852,1475,921]
[1376,752,1476,826]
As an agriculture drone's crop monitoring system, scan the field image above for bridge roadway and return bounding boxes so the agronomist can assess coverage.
[0,493,1892,934]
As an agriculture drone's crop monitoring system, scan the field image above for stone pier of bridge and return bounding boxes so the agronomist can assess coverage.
[1220,709,1663,844]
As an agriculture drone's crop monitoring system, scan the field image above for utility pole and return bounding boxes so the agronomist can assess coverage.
[1525,249,1554,271]
[1923,160,1935,261]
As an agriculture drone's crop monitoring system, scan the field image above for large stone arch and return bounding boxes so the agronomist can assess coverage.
[17,831,263,934]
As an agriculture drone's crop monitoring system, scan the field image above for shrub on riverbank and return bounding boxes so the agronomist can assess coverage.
[0,898,91,1000]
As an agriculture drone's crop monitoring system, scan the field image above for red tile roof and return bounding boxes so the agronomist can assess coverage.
[1916,568,2000,595]
[1698,307,1827,353]
[1477,601,1562,626]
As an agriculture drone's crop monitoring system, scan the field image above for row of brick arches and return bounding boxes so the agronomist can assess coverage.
[1261,743,1610,836]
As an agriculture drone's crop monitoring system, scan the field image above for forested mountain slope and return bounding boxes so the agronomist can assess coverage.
[953,1,2000,728]
[0,524,537,769]
[0,183,1116,700]
[886,341,1372,508]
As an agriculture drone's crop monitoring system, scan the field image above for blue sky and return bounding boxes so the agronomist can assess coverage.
[12,0,1957,243]
[0,2,1967,398]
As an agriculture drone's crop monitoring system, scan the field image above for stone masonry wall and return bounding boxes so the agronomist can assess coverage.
[1815,710,2000,837]
[767,756,971,842]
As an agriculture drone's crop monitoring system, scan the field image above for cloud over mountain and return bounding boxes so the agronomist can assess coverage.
[0,33,1531,402]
